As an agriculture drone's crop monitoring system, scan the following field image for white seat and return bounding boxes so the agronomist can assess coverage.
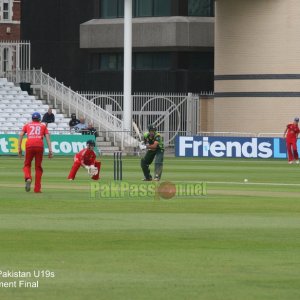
[21,99,32,104]
[14,108,25,113]
[18,117,28,122]
[8,90,18,95]
[0,126,9,131]
[47,123,57,128]
[20,113,31,118]
[7,117,17,122]
[8,104,18,109]
[59,123,69,128]
[19,104,29,109]
[1,99,11,104]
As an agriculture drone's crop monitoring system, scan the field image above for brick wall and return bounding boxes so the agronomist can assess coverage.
[0,0,20,40]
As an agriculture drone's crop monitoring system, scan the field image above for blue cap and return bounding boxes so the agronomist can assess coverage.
[32,112,41,120]
[294,117,299,122]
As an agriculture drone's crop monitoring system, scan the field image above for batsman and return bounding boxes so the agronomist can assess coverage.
[140,124,164,181]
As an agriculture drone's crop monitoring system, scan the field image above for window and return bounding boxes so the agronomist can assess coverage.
[188,0,213,17]
[100,0,171,19]
[90,52,172,71]
[0,0,12,21]
[134,0,171,17]
[99,53,123,71]
[3,48,9,71]
[134,53,171,70]
[189,52,214,71]
[100,0,124,18]
[153,0,171,17]
[135,0,152,17]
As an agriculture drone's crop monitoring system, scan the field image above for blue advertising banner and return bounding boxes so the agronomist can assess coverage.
[175,136,293,159]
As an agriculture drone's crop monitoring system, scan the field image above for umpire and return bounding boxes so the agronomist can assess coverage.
[141,124,164,181]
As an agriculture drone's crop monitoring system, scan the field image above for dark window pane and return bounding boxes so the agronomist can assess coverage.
[100,54,117,70]
[134,53,171,70]
[153,0,171,16]
[118,0,124,17]
[89,54,100,71]
[152,53,171,69]
[117,54,124,70]
[135,0,152,17]
[101,0,124,18]
[188,0,212,17]
[135,53,152,69]
[100,53,123,71]
[189,52,214,71]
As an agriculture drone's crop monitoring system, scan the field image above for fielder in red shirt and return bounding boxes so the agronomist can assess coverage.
[18,112,53,193]
[284,117,300,164]
[67,140,101,180]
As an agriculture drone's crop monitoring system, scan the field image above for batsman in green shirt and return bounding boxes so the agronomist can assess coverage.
[140,124,164,181]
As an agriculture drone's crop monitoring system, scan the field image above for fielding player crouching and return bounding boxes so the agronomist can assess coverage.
[67,140,101,180]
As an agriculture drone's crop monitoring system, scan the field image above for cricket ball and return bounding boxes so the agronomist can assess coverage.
[157,181,176,199]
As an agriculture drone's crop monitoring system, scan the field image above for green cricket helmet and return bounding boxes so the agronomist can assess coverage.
[148,124,157,132]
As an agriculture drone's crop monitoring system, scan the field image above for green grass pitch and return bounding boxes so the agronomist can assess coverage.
[0,155,300,300]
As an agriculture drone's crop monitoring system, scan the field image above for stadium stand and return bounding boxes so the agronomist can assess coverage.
[0,78,70,134]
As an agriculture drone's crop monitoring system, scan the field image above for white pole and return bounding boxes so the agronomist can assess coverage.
[123,0,132,132]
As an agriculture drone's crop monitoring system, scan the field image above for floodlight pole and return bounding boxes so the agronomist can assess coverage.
[123,0,133,132]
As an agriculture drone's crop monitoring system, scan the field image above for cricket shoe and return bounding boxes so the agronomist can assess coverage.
[153,177,160,181]
[296,160,300,164]
[25,179,31,192]
[142,178,152,181]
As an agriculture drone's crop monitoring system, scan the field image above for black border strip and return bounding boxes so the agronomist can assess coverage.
[215,74,300,80]
[215,92,300,97]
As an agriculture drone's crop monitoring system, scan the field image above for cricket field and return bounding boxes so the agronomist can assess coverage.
[0,156,300,300]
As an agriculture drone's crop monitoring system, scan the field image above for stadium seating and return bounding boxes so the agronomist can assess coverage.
[0,78,71,134]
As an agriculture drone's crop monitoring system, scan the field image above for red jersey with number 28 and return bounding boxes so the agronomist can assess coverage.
[75,148,96,166]
[22,121,49,148]
[286,123,300,141]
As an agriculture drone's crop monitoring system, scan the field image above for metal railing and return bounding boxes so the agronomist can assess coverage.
[79,91,208,146]
[5,69,139,149]
[0,40,31,77]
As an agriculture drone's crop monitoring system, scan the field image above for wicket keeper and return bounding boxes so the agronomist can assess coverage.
[140,124,164,181]
[67,140,101,180]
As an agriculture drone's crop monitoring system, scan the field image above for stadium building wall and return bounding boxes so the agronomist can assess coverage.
[214,0,300,133]
[21,0,214,93]
[0,0,20,40]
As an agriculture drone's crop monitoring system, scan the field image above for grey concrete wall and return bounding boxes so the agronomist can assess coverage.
[80,16,214,49]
